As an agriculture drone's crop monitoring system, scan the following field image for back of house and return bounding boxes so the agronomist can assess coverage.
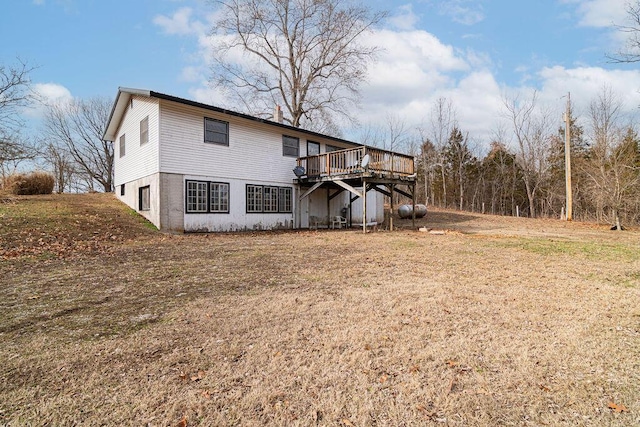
[103,88,403,232]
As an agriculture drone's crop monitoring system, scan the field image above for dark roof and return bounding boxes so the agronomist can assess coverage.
[103,87,362,149]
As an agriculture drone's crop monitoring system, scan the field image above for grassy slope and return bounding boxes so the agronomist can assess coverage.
[1,194,639,426]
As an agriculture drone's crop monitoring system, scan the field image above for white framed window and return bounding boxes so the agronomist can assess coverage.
[263,186,278,212]
[140,116,149,145]
[246,185,293,213]
[279,187,292,213]
[186,181,208,213]
[210,182,229,213]
[204,117,229,146]
[246,184,263,213]
[139,186,150,211]
[119,134,126,157]
[282,135,299,157]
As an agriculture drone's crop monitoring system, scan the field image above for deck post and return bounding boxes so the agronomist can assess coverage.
[327,188,331,228]
[362,179,367,233]
[389,184,394,231]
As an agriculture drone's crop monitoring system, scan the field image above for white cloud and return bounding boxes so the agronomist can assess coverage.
[23,83,73,119]
[153,7,206,36]
[179,66,202,83]
[33,82,73,105]
[562,0,628,28]
[439,1,485,26]
[537,65,640,117]
[387,4,420,31]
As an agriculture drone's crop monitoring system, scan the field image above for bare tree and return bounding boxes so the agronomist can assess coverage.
[581,87,640,229]
[0,59,37,165]
[210,0,386,129]
[43,97,114,192]
[608,1,640,63]
[503,91,553,218]
[42,140,77,193]
[426,97,456,207]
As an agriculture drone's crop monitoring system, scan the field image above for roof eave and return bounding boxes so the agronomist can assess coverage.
[102,87,151,141]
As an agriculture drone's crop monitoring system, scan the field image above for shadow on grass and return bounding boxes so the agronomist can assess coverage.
[392,208,478,230]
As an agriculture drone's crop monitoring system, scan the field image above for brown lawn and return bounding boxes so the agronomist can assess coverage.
[1,194,639,426]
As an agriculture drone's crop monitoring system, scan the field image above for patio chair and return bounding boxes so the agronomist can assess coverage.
[331,215,347,229]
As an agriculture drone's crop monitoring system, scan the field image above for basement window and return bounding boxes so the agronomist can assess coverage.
[246,185,292,213]
[185,180,229,213]
[139,186,150,211]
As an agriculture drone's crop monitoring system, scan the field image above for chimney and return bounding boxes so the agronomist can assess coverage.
[274,105,283,124]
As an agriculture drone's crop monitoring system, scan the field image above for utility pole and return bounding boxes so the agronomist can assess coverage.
[563,92,573,221]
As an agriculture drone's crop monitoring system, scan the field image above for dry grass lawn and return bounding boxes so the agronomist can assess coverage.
[1,194,639,426]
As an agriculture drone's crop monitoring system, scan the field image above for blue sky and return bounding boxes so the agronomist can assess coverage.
[2,0,639,149]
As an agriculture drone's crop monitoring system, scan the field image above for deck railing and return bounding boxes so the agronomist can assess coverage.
[297,146,415,179]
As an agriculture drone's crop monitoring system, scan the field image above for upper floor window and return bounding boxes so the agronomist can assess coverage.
[307,141,320,156]
[119,134,126,157]
[283,135,299,157]
[140,116,149,145]
[326,144,341,152]
[204,117,229,146]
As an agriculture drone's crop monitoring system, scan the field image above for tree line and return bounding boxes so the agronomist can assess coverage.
[409,89,640,228]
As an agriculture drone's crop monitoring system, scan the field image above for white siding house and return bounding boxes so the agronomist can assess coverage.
[103,88,403,233]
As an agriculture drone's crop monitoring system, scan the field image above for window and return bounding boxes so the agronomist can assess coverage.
[119,134,126,157]
[204,118,229,146]
[279,187,292,213]
[307,141,320,156]
[186,180,229,213]
[139,186,150,211]
[246,184,263,213]
[210,182,229,213]
[282,135,299,157]
[264,186,278,212]
[246,185,293,213]
[120,184,125,196]
[186,181,208,213]
[326,144,341,152]
[140,116,149,145]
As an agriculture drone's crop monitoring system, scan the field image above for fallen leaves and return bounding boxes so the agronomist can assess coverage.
[191,370,205,382]
[608,401,628,413]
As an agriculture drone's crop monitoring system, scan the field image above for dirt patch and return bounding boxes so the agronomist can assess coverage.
[1,195,639,426]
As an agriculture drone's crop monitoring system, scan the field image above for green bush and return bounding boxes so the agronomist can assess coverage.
[4,172,55,195]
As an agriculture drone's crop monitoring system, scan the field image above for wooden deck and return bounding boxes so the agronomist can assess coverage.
[296,146,415,183]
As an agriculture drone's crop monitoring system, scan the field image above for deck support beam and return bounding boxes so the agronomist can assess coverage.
[334,180,363,198]
[299,181,323,200]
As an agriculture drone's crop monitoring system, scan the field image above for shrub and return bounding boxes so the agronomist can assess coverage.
[3,172,55,195]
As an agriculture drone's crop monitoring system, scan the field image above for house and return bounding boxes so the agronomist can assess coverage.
[103,88,416,233]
